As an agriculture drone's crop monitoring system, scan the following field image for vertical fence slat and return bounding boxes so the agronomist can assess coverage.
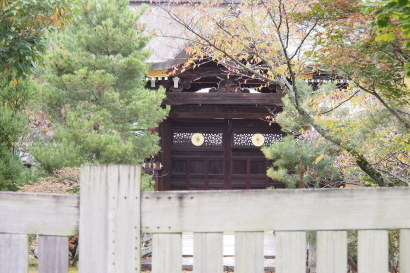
[38,235,68,273]
[152,233,182,273]
[276,231,306,273]
[79,164,106,273]
[358,230,388,273]
[194,232,223,273]
[108,165,141,273]
[79,165,141,273]
[316,231,347,273]
[0,234,28,273]
[401,229,410,273]
[235,231,264,273]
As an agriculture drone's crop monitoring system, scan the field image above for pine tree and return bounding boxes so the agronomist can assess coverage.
[32,0,169,173]
[262,135,342,188]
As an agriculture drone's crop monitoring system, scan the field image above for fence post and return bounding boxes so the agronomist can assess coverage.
[38,236,69,273]
[79,165,141,273]
[0,234,28,273]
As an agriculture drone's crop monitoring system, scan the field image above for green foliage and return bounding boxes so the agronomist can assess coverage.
[141,173,155,191]
[0,108,26,149]
[0,144,23,191]
[366,0,410,76]
[0,0,77,82]
[0,79,36,151]
[0,0,76,191]
[32,0,169,173]
[0,79,37,190]
[262,135,341,188]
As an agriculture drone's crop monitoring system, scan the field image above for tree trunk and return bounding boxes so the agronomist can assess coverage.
[299,155,305,188]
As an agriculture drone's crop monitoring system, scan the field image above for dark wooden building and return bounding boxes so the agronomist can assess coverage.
[146,58,286,191]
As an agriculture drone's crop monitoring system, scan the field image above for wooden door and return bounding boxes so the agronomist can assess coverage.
[157,118,285,190]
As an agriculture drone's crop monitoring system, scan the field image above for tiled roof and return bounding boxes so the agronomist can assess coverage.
[133,0,242,70]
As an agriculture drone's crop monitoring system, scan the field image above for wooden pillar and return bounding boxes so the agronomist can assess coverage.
[79,165,142,273]
[224,119,232,189]
[158,119,172,191]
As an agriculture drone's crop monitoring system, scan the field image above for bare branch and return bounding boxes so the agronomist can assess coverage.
[318,89,360,116]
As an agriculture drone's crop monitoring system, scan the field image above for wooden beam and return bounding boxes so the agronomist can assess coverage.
[0,192,79,236]
[163,92,284,106]
[141,187,410,233]
[168,105,282,119]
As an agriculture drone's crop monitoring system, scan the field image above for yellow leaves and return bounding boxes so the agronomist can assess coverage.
[275,65,287,75]
[350,96,362,104]
[314,154,324,164]
[52,8,61,27]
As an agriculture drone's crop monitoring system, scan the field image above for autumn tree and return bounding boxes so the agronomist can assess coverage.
[158,0,409,186]
[31,0,169,173]
[307,0,409,185]
[0,0,76,190]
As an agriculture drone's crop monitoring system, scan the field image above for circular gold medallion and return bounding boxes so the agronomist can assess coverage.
[191,133,205,146]
[251,133,265,147]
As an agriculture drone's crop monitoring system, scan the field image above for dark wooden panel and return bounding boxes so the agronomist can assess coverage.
[164,93,284,106]
[231,119,282,130]
[168,105,283,119]
[171,118,227,127]
[171,147,225,152]
[159,117,286,191]
[209,160,224,175]
[250,161,267,175]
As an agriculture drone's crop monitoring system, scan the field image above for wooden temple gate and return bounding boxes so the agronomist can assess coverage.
[1,164,410,273]
[150,61,287,191]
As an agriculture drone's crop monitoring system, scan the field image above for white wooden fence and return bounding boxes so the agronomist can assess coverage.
[1,164,410,273]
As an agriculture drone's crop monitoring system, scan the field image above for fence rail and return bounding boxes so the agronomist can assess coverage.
[0,164,409,273]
